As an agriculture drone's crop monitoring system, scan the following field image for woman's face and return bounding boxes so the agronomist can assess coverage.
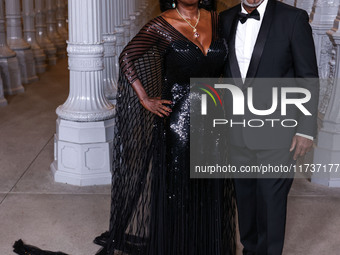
[176,0,200,7]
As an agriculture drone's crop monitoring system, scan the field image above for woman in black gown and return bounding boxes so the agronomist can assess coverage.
[95,0,236,255]
[13,1,236,255]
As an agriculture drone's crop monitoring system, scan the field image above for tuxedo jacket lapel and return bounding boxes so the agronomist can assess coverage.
[244,0,276,87]
[227,5,244,88]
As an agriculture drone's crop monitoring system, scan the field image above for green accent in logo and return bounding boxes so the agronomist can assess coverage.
[199,88,217,106]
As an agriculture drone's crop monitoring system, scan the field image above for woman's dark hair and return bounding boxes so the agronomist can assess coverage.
[160,0,216,12]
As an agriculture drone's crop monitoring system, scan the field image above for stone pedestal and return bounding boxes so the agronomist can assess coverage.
[56,0,68,40]
[0,0,24,95]
[51,119,114,186]
[46,0,66,58]
[52,0,115,186]
[0,57,25,95]
[6,0,38,84]
[35,0,58,66]
[22,0,47,74]
[0,71,7,106]
[102,0,118,103]
[312,6,340,187]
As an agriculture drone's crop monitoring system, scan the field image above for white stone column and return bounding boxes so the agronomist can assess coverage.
[281,0,295,6]
[35,0,57,65]
[310,0,339,65]
[312,6,340,187]
[22,0,47,74]
[51,0,115,186]
[296,0,314,15]
[113,0,126,79]
[121,0,131,44]
[56,0,68,40]
[310,0,339,115]
[5,0,38,84]
[129,0,138,38]
[0,71,7,106]
[46,0,66,58]
[0,0,24,95]
[102,0,118,104]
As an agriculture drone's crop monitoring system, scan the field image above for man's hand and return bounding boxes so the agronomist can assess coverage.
[290,135,314,160]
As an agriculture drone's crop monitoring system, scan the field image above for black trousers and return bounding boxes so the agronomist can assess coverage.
[228,145,295,255]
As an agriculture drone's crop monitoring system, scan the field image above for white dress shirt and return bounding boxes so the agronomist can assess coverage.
[235,0,313,141]
[235,0,268,79]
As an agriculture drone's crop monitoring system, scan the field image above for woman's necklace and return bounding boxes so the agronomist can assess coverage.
[175,8,201,38]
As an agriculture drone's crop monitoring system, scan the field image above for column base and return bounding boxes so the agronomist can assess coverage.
[51,161,111,186]
[36,64,48,74]
[15,49,39,84]
[0,97,7,106]
[311,175,340,187]
[57,26,68,41]
[0,76,7,106]
[33,49,47,74]
[0,56,24,95]
[48,56,58,66]
[47,30,67,59]
[37,33,58,66]
[51,118,115,186]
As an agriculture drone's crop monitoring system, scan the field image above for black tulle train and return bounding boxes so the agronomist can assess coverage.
[13,240,68,255]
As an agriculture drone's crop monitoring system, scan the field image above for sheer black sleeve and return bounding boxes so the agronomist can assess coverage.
[101,17,172,255]
[119,17,171,85]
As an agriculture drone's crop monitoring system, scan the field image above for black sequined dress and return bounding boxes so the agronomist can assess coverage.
[96,11,236,255]
[12,11,236,255]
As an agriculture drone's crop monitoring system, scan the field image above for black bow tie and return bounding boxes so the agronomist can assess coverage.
[238,9,261,24]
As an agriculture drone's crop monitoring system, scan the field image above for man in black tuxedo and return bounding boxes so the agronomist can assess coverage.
[220,0,319,254]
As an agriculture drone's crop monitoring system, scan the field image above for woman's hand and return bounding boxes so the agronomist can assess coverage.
[131,80,172,117]
[140,97,172,117]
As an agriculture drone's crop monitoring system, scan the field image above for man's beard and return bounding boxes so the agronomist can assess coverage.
[242,0,265,8]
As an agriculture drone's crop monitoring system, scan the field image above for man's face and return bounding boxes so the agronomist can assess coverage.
[242,0,264,8]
